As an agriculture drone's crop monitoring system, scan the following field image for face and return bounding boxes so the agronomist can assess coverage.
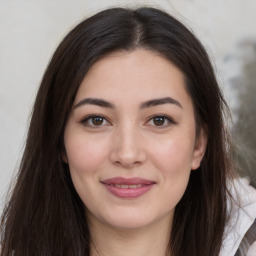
[64,49,207,230]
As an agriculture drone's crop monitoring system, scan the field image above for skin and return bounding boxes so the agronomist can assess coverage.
[64,49,207,256]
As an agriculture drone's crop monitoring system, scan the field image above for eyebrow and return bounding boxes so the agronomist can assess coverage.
[140,97,183,109]
[73,96,182,110]
[74,98,115,109]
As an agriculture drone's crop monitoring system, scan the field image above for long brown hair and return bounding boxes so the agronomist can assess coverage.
[1,7,234,256]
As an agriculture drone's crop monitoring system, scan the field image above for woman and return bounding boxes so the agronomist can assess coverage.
[1,7,255,256]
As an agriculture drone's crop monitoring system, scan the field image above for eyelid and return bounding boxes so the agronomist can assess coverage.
[80,113,176,128]
[80,114,111,127]
[145,114,177,127]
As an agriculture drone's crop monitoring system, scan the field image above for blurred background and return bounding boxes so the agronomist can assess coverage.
[0,0,256,213]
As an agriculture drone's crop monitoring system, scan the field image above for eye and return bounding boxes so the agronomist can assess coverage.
[147,115,176,128]
[81,115,110,127]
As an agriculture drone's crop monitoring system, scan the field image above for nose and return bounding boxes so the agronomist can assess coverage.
[109,125,147,168]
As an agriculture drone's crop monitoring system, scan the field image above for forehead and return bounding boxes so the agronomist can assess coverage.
[75,49,192,108]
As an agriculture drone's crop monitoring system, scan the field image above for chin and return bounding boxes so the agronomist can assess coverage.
[87,207,157,230]
[96,207,172,231]
[104,216,153,230]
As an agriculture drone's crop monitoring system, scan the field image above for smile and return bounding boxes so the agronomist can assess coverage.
[101,177,156,199]
[109,184,143,188]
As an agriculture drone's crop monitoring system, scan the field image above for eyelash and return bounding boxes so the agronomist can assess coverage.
[81,114,110,127]
[146,114,177,128]
[80,114,176,128]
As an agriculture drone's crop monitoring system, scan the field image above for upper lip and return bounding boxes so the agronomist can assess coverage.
[101,177,155,185]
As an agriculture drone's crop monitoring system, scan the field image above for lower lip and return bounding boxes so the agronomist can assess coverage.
[102,184,155,199]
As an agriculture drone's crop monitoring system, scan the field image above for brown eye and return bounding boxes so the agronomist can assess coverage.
[153,116,166,126]
[91,116,104,126]
[81,115,110,127]
[146,115,176,128]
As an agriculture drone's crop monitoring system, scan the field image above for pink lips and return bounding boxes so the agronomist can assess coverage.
[101,177,155,199]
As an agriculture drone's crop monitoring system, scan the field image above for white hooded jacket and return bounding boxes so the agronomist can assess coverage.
[220,178,256,256]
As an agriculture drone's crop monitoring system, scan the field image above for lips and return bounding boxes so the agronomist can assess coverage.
[101,177,156,198]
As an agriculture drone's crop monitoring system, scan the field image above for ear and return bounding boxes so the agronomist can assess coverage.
[61,147,68,164]
[191,129,207,170]
[62,154,68,164]
[61,140,69,164]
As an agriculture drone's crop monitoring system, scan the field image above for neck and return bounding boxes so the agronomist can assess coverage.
[88,213,173,256]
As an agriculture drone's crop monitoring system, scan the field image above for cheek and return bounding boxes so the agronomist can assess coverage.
[64,134,110,207]
[151,137,194,175]
[150,139,193,209]
[65,133,109,174]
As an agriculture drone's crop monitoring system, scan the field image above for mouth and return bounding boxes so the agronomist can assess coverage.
[108,184,144,189]
[101,177,156,199]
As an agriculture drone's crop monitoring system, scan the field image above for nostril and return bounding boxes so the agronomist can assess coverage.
[114,160,141,168]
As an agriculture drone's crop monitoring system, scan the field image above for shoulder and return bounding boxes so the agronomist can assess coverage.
[220,177,256,256]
